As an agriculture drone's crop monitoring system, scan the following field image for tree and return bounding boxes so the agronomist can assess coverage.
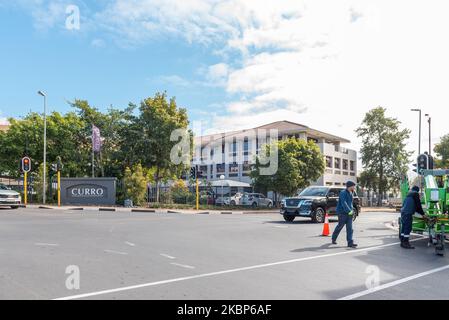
[123,164,147,206]
[434,134,449,168]
[356,107,411,206]
[251,138,325,200]
[134,92,191,202]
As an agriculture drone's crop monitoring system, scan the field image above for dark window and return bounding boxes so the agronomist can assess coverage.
[350,160,355,171]
[343,159,348,170]
[326,156,333,168]
[334,158,341,169]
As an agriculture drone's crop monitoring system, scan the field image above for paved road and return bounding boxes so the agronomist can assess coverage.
[0,207,448,300]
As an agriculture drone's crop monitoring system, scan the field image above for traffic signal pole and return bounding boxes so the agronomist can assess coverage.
[24,171,27,205]
[57,170,61,207]
[196,178,199,210]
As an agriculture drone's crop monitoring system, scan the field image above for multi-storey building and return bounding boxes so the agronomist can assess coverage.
[193,120,357,188]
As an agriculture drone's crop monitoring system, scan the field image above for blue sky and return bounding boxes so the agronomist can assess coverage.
[0,1,229,125]
[1,0,448,160]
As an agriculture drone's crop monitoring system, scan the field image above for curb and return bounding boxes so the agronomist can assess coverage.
[131,209,156,213]
[196,211,209,215]
[99,208,116,212]
[221,211,233,215]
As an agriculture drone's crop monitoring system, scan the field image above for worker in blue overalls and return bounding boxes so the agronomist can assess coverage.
[400,185,425,249]
[332,181,358,248]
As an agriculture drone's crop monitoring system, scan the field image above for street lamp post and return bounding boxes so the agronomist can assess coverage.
[425,114,432,155]
[38,91,47,204]
[411,108,422,155]
[220,174,225,206]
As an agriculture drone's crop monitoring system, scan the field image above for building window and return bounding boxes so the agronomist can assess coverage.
[216,163,225,177]
[243,137,249,156]
[229,163,239,177]
[343,159,348,170]
[326,156,333,168]
[334,158,341,169]
[350,160,355,171]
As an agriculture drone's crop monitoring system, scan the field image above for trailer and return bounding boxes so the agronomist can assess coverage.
[399,169,449,256]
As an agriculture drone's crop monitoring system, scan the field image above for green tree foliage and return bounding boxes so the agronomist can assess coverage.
[123,164,147,206]
[356,107,411,205]
[171,179,194,204]
[434,134,449,168]
[134,92,191,202]
[251,138,325,198]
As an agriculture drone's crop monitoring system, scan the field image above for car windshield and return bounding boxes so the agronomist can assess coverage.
[0,184,8,190]
[299,187,329,197]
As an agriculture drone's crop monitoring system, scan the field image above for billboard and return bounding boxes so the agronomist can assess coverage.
[60,178,116,205]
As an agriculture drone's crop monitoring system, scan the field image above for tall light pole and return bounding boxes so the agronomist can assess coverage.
[411,108,422,155]
[425,113,432,155]
[38,91,47,204]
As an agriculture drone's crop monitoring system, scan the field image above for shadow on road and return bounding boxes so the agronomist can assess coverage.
[290,242,344,253]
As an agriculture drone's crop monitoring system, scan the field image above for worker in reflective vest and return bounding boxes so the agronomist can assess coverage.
[400,186,425,249]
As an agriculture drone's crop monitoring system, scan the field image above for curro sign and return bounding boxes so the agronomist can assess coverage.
[61,178,116,205]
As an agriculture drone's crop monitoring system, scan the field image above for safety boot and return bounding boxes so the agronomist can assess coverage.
[401,239,415,249]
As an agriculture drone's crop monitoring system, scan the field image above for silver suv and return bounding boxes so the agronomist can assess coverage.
[0,184,21,209]
[241,193,273,208]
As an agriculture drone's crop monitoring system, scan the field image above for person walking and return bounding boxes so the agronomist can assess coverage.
[400,186,425,249]
[331,181,358,248]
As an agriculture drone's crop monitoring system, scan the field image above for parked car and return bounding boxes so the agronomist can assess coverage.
[215,193,243,206]
[241,193,273,208]
[280,186,361,223]
[0,183,21,209]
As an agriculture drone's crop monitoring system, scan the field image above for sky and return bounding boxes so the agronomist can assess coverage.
[1,0,449,164]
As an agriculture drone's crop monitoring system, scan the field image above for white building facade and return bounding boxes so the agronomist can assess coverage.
[192,121,357,188]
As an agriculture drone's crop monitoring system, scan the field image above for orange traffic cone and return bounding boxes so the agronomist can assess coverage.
[321,213,330,236]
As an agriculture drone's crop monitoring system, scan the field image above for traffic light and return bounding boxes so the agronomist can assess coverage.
[21,157,31,173]
[56,156,63,171]
[51,163,58,172]
[190,166,197,180]
[415,153,430,175]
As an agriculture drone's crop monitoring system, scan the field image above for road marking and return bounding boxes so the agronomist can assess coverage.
[35,243,59,247]
[170,263,195,269]
[104,249,128,255]
[339,264,449,300]
[160,253,176,259]
[273,225,288,228]
[125,241,136,247]
[54,238,424,300]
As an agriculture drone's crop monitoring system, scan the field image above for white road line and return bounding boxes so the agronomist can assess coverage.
[273,226,288,228]
[104,249,128,255]
[339,264,449,300]
[34,243,59,247]
[54,238,423,300]
[125,241,136,247]
[160,253,176,259]
[170,263,196,269]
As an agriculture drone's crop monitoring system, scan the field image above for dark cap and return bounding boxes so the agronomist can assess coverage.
[411,186,420,192]
[346,181,356,188]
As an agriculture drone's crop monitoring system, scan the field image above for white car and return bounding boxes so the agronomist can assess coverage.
[0,184,21,209]
[215,193,244,206]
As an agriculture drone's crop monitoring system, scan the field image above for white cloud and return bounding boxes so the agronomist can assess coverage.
[8,0,449,161]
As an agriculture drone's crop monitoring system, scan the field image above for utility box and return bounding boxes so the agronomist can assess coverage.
[60,178,116,205]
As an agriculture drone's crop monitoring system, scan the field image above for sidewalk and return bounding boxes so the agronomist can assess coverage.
[24,204,279,215]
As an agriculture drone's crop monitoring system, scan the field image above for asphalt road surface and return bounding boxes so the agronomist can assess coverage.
[0,207,448,300]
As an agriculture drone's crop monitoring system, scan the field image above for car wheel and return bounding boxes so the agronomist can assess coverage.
[230,200,236,206]
[252,202,258,208]
[267,202,273,208]
[312,207,325,223]
[10,206,19,210]
[283,214,295,222]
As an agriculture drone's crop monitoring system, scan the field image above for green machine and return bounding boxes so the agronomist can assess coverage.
[400,169,449,256]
